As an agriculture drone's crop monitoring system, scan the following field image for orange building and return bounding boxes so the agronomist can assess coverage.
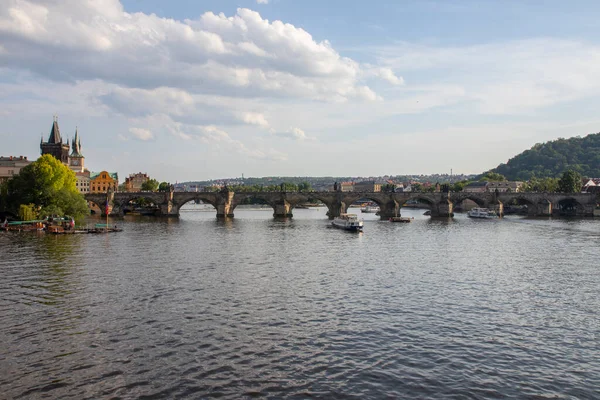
[90,171,119,193]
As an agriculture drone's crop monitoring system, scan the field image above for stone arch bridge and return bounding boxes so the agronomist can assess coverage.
[85,191,599,219]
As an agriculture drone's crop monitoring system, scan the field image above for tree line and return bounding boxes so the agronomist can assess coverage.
[491,132,600,181]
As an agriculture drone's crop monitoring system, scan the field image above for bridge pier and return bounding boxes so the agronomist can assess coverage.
[489,201,503,218]
[273,200,293,218]
[378,200,400,220]
[159,202,179,217]
[216,190,235,218]
[100,191,119,217]
[538,200,552,216]
[430,196,454,218]
[108,202,124,216]
[324,200,349,220]
[156,191,179,217]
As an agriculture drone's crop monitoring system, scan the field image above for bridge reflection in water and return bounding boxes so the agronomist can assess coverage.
[85,190,599,220]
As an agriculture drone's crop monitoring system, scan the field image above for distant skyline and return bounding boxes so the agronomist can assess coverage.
[2,0,600,182]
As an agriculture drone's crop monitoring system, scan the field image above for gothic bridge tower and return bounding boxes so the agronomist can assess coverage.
[40,116,70,164]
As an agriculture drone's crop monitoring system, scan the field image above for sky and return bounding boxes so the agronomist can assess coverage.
[1,0,600,182]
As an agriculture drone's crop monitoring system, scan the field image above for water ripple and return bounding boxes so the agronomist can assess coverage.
[1,210,599,398]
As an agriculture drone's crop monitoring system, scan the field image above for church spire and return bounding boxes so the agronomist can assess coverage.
[71,127,83,157]
[48,115,62,144]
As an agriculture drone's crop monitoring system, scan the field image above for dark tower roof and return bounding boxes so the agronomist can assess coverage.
[48,116,62,144]
[71,127,83,157]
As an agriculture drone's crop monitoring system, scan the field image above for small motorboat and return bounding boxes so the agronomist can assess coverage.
[361,205,380,213]
[467,208,498,219]
[389,217,413,223]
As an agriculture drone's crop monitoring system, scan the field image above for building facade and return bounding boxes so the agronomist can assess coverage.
[340,182,355,192]
[464,182,489,192]
[354,181,382,192]
[0,156,31,185]
[487,181,524,193]
[90,171,119,193]
[125,173,149,192]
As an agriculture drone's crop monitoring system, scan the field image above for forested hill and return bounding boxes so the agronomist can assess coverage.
[491,133,600,180]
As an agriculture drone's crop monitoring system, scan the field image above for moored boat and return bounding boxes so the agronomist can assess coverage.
[332,214,364,231]
[90,223,123,233]
[467,208,498,219]
[1,220,45,232]
[389,216,413,223]
[361,205,380,213]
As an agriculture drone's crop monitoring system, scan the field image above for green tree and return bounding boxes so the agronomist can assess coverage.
[0,181,7,211]
[279,182,298,192]
[158,182,170,192]
[492,133,600,180]
[141,178,159,191]
[19,204,36,221]
[480,172,506,182]
[297,181,312,192]
[520,177,559,192]
[451,180,471,192]
[558,169,582,193]
[6,154,88,220]
[412,183,423,192]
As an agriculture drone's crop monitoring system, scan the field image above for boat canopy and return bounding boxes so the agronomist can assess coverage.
[7,220,45,225]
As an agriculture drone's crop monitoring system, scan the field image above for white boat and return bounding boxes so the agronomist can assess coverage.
[361,205,380,213]
[332,214,364,231]
[467,208,498,219]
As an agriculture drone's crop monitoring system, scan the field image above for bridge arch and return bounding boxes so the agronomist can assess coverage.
[403,195,436,208]
[175,193,219,210]
[232,193,277,209]
[118,194,162,216]
[304,193,362,219]
[230,193,283,218]
[352,193,402,219]
[86,199,103,215]
[497,195,535,216]
[171,192,224,217]
[555,197,585,216]
[449,193,487,209]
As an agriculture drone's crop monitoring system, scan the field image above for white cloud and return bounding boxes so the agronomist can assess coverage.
[256,0,269,4]
[100,87,195,117]
[0,1,377,102]
[239,112,270,127]
[375,39,600,114]
[363,66,405,85]
[374,67,405,85]
[128,127,154,141]
[126,113,287,161]
[272,127,310,141]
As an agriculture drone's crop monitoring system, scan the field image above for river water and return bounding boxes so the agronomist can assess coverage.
[1,206,599,399]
